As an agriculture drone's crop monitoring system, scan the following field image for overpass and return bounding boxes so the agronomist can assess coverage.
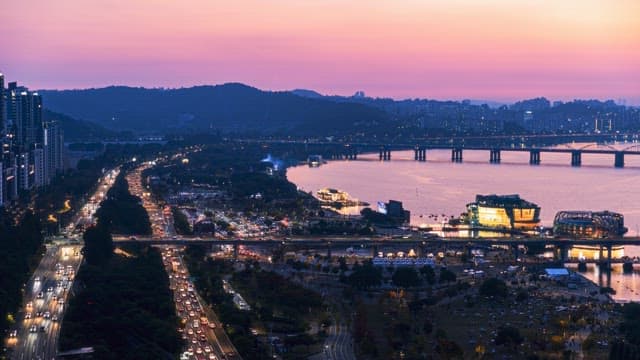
[113,235,640,268]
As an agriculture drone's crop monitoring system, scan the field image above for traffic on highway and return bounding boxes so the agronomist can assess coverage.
[4,168,119,360]
[127,163,240,360]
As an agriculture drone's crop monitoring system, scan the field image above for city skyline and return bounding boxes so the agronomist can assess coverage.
[1,0,639,104]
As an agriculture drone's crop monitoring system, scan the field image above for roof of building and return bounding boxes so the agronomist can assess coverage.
[545,268,570,276]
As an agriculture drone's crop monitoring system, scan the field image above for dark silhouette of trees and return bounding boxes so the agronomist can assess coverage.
[83,225,113,266]
[346,260,383,290]
[59,246,182,359]
[439,268,457,284]
[0,210,44,336]
[95,173,151,235]
[479,278,509,298]
[392,267,422,288]
[495,325,523,347]
[171,207,192,235]
[420,265,436,285]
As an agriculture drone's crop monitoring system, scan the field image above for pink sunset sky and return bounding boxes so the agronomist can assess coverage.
[1,0,639,104]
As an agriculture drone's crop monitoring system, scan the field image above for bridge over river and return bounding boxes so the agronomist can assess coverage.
[113,235,640,268]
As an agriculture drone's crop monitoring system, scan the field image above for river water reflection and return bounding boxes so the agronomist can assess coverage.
[287,145,640,301]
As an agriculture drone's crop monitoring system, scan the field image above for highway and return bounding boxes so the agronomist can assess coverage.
[7,245,81,360]
[126,163,241,360]
[5,168,119,360]
[323,323,355,360]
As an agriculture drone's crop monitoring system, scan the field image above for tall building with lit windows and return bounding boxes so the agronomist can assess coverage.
[0,72,5,134]
[1,74,60,199]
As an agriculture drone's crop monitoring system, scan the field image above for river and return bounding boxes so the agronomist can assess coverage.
[287,144,640,301]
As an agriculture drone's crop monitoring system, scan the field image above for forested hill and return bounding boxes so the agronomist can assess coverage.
[43,109,124,142]
[39,84,389,135]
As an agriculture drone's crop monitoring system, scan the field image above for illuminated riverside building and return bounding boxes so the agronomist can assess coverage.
[553,211,627,238]
[554,211,627,261]
[316,188,350,203]
[466,194,540,231]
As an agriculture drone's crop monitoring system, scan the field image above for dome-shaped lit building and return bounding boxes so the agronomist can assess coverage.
[553,211,627,238]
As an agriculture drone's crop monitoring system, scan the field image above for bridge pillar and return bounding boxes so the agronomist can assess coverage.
[615,152,624,168]
[559,245,568,264]
[607,244,612,271]
[571,151,582,167]
[599,245,603,261]
[414,147,426,162]
[529,150,541,165]
[451,148,463,163]
[489,149,501,164]
[380,148,391,161]
[233,243,239,260]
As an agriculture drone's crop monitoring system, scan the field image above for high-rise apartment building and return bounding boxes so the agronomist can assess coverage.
[1,73,63,204]
[0,161,3,207]
[43,121,64,182]
[0,72,5,134]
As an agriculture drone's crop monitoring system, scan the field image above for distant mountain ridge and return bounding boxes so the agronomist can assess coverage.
[43,109,124,142]
[39,84,389,135]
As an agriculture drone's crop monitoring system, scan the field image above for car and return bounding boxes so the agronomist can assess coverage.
[44,311,51,319]
[196,348,203,355]
[52,315,58,322]
[25,312,32,319]
[36,311,43,318]
[47,287,53,293]
[208,323,216,329]
[187,328,194,335]
[37,292,44,299]
[9,330,17,338]
[204,346,212,353]
[208,354,217,360]
[29,325,37,333]
[26,301,33,308]
[39,326,46,333]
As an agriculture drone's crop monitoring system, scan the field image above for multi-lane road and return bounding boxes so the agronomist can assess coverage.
[5,168,119,360]
[7,245,81,360]
[127,163,240,360]
[162,247,240,360]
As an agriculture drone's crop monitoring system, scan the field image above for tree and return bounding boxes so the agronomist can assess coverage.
[392,267,422,288]
[346,261,382,289]
[495,325,523,347]
[439,268,457,284]
[420,265,436,285]
[83,225,113,266]
[479,278,508,298]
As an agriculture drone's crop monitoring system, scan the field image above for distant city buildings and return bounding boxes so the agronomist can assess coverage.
[0,72,64,207]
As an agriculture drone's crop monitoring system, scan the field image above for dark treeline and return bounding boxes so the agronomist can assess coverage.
[0,211,44,337]
[95,171,152,235]
[144,142,315,218]
[59,244,183,359]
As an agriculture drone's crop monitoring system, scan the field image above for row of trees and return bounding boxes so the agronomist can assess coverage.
[59,245,183,359]
[95,172,152,235]
[0,211,44,337]
[343,261,458,289]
